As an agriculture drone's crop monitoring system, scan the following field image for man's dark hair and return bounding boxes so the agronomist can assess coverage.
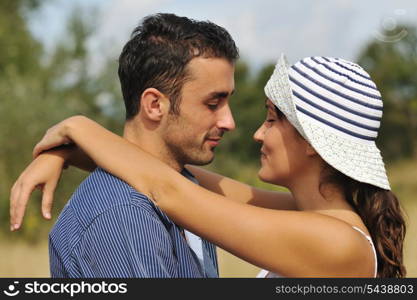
[118,13,239,120]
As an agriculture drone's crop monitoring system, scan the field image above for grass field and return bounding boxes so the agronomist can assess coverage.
[1,159,416,277]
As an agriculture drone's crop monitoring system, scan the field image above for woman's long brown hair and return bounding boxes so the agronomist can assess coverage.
[322,168,407,277]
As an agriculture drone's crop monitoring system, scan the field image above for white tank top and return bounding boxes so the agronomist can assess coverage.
[257,226,378,278]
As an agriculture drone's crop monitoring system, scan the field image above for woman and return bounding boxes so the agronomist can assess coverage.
[11,55,406,277]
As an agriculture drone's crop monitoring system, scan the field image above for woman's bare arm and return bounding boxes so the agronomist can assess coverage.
[186,165,296,210]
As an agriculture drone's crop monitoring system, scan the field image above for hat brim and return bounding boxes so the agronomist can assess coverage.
[299,115,391,189]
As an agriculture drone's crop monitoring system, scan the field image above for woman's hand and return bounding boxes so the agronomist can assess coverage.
[32,116,83,158]
[10,150,68,231]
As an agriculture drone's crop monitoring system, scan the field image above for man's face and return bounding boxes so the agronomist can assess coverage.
[161,57,236,167]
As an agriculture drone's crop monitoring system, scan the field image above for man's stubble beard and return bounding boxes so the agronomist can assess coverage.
[161,114,215,168]
[166,138,215,167]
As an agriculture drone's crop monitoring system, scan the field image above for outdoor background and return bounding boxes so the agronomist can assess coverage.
[1,0,416,277]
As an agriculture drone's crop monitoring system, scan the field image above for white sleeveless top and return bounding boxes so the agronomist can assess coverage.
[257,226,378,278]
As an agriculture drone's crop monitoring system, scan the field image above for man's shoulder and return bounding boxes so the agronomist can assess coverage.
[67,168,157,226]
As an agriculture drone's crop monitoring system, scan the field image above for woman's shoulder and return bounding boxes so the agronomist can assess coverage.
[296,210,376,277]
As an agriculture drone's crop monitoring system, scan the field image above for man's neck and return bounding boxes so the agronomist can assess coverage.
[123,121,183,172]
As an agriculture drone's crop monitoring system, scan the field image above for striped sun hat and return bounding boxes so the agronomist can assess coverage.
[264,54,390,190]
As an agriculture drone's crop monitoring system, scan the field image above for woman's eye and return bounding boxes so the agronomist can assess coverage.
[266,119,275,123]
[207,104,218,110]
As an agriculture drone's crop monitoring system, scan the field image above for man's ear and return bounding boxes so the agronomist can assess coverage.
[140,88,170,121]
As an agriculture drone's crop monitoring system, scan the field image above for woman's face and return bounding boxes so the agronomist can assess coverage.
[253,99,311,187]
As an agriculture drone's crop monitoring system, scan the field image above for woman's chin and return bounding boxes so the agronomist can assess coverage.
[257,169,275,184]
[258,169,287,186]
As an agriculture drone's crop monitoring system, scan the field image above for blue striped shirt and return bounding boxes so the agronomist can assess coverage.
[49,168,218,278]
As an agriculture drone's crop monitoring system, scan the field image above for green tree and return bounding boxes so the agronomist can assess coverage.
[0,2,123,239]
[357,25,417,161]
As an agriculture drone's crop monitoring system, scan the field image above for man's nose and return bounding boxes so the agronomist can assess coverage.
[217,104,236,131]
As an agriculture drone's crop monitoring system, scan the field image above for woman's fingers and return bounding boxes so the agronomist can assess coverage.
[41,181,57,220]
[10,180,36,231]
[10,153,64,230]
[9,181,20,231]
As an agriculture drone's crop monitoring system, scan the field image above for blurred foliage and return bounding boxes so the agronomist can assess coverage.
[0,1,123,240]
[357,24,417,161]
[1,1,416,240]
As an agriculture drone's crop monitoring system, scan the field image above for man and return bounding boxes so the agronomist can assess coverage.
[12,13,238,278]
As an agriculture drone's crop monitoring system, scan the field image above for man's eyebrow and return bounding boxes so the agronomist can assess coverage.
[206,90,235,100]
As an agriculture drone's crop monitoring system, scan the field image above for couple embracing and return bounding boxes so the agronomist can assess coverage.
[11,13,406,278]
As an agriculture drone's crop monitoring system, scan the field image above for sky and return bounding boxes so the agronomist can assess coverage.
[28,0,417,71]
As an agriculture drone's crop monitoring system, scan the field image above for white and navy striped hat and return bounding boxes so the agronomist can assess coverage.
[265,54,390,190]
